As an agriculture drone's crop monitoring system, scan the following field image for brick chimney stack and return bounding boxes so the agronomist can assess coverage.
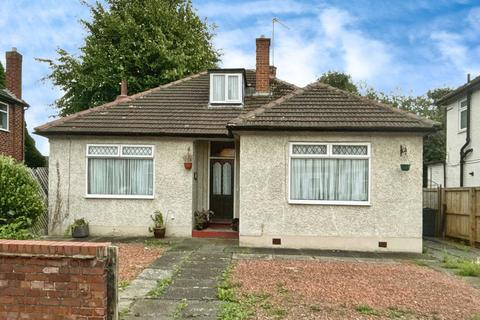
[256,36,271,94]
[116,80,129,101]
[6,48,22,98]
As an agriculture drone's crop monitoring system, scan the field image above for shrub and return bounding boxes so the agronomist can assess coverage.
[0,156,45,237]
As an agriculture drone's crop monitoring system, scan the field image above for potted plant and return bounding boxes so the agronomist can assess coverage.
[183,147,193,170]
[149,211,166,238]
[69,218,89,238]
[194,210,214,230]
[400,163,411,171]
[232,218,239,232]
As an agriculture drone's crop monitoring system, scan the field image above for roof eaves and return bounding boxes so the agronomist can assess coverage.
[436,75,480,105]
[34,71,208,135]
[0,89,29,107]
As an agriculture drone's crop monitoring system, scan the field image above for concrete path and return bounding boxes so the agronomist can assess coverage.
[424,237,480,260]
[120,238,235,320]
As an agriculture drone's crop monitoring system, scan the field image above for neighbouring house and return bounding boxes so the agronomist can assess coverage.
[430,75,480,187]
[35,37,436,252]
[0,48,28,162]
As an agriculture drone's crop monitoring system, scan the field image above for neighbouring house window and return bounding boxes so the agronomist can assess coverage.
[459,100,467,131]
[210,73,242,104]
[0,103,8,131]
[289,143,370,205]
[86,144,154,198]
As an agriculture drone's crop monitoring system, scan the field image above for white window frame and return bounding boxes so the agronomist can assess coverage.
[288,142,371,206]
[85,144,155,199]
[0,102,9,132]
[209,73,243,105]
[459,99,467,133]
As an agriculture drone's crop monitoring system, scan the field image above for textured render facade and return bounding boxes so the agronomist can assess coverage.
[443,89,480,187]
[48,137,194,237]
[37,37,435,252]
[238,132,423,252]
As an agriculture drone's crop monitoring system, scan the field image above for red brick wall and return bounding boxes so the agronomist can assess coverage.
[256,37,271,93]
[0,240,114,320]
[0,103,24,162]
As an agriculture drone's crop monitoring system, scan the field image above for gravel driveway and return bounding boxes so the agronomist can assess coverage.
[231,260,480,320]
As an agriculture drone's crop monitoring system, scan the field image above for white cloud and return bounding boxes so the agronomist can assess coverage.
[213,5,394,86]
[196,0,309,19]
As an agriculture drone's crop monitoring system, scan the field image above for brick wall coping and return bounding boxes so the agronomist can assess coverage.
[0,240,111,258]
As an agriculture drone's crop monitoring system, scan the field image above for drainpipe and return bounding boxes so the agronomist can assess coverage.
[460,74,473,186]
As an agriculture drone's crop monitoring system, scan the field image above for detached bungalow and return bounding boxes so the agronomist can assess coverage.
[35,37,436,252]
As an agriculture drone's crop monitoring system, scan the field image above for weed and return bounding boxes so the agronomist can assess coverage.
[456,260,480,277]
[118,280,130,291]
[441,255,460,269]
[171,299,188,320]
[148,277,172,297]
[470,314,480,320]
[309,304,322,312]
[387,307,414,318]
[356,304,379,316]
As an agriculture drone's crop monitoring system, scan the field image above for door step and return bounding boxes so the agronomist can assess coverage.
[192,228,238,239]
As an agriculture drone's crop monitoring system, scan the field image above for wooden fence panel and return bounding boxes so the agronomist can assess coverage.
[423,187,479,246]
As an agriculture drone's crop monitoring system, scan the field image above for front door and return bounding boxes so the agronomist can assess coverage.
[209,158,234,220]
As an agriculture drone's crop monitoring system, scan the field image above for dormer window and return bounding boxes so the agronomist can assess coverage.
[210,73,243,105]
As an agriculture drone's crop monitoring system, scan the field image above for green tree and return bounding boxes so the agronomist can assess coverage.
[0,61,5,89]
[0,156,45,239]
[40,0,219,116]
[361,85,452,163]
[24,124,46,168]
[318,71,359,95]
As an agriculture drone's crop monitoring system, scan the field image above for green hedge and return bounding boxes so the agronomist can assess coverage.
[0,156,45,238]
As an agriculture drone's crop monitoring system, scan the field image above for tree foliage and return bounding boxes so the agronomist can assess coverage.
[40,0,219,116]
[0,156,45,239]
[24,124,47,168]
[318,71,359,94]
[0,61,5,89]
[319,71,452,163]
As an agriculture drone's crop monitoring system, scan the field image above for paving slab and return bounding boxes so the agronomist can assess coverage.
[137,268,172,280]
[162,287,218,300]
[123,299,178,320]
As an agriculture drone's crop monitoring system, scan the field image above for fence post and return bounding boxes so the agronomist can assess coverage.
[436,185,442,236]
[441,187,447,238]
[469,188,477,247]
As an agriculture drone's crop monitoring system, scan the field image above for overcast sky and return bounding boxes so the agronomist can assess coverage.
[1,0,479,155]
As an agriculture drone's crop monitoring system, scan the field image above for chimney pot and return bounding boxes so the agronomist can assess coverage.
[467,73,471,83]
[116,80,128,101]
[6,49,22,98]
[256,37,271,94]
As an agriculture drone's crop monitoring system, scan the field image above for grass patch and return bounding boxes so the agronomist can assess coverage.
[216,267,291,320]
[470,315,480,320]
[456,260,480,277]
[355,304,380,316]
[441,254,480,277]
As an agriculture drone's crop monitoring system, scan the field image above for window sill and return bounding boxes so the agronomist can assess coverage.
[458,129,466,134]
[208,103,243,108]
[0,128,9,132]
[288,200,371,206]
[85,194,154,200]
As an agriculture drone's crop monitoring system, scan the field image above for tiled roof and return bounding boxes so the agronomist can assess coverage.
[35,70,295,137]
[35,70,436,137]
[228,81,437,132]
[436,74,480,105]
[0,89,28,107]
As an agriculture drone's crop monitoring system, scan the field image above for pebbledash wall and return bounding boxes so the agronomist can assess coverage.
[0,240,116,320]
[238,132,424,253]
[48,136,194,237]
